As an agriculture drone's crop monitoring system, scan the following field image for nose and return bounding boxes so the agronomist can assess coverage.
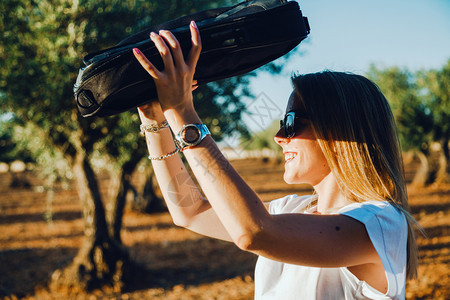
[274,127,290,145]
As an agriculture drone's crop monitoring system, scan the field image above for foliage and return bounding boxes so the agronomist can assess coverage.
[0,0,259,175]
[240,119,282,154]
[367,65,434,153]
[0,116,34,164]
[0,118,20,164]
[417,59,450,149]
[367,60,450,185]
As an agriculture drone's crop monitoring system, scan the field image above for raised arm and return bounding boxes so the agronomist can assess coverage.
[136,88,231,242]
[133,21,381,271]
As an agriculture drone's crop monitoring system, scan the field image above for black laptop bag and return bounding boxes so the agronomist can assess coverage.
[73,0,310,117]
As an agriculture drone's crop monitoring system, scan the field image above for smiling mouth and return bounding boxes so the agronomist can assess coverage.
[284,152,297,162]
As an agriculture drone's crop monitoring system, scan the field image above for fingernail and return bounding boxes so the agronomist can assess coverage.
[150,32,156,38]
[191,21,197,29]
[133,48,141,54]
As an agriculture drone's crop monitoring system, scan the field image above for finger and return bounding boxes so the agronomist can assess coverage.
[150,32,175,72]
[133,48,161,79]
[191,80,198,91]
[159,30,185,68]
[187,21,202,69]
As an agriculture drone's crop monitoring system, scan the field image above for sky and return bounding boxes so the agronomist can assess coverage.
[243,0,450,132]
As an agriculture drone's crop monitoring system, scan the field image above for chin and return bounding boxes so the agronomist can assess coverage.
[283,173,302,185]
[283,168,315,185]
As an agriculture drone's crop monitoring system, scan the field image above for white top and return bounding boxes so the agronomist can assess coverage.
[254,194,408,300]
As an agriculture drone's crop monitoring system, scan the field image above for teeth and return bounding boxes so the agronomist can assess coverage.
[285,153,297,161]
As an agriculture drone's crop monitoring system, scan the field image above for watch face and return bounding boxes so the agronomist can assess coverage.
[176,124,210,150]
[182,126,201,144]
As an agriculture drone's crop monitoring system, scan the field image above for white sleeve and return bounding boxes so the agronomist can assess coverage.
[339,201,408,298]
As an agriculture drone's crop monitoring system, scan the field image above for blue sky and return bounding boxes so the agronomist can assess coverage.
[245,0,450,130]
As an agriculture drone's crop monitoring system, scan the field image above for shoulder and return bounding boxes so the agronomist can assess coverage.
[338,201,408,254]
[268,194,315,214]
[339,201,408,297]
[338,200,406,229]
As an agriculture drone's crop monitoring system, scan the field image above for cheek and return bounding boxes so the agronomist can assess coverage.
[313,147,330,171]
[303,143,331,181]
[315,155,331,180]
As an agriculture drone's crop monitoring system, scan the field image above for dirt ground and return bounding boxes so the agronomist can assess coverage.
[0,158,449,299]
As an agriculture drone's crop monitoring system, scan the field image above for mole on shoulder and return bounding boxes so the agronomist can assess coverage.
[335,226,340,231]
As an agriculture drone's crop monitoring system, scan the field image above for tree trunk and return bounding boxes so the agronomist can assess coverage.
[442,137,450,160]
[130,166,166,213]
[435,139,449,185]
[109,154,142,243]
[142,169,166,213]
[411,150,431,188]
[8,169,30,188]
[50,151,131,291]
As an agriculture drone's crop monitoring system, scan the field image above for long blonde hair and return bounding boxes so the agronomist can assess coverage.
[292,71,418,279]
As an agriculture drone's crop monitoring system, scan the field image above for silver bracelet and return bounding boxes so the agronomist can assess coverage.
[148,147,179,160]
[140,120,169,136]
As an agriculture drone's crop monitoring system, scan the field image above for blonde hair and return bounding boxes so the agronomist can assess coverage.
[292,71,418,279]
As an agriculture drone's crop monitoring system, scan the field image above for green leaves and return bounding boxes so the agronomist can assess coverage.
[417,60,450,143]
[367,65,435,152]
[1,0,260,177]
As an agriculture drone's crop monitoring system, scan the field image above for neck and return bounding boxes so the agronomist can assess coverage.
[313,172,352,213]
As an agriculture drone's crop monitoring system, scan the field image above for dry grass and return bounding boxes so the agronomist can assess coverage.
[0,158,448,299]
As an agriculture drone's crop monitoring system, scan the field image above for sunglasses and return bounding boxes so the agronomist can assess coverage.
[280,111,310,138]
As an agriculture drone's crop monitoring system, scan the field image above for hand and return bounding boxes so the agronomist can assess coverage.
[137,78,198,123]
[133,21,202,112]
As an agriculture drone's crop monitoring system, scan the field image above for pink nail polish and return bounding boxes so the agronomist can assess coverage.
[191,21,197,29]
[133,48,141,54]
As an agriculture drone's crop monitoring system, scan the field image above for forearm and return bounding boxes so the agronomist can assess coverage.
[165,108,270,246]
[132,24,259,244]
[141,117,208,227]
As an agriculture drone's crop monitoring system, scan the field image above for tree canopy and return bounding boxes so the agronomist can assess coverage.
[368,60,450,186]
[1,0,251,168]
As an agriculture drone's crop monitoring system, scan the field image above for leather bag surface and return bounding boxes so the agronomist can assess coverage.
[74,0,310,117]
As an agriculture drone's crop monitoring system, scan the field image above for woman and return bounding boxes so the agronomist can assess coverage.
[132,21,418,299]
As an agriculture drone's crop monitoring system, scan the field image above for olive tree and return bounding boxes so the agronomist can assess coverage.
[0,0,259,290]
[368,65,439,187]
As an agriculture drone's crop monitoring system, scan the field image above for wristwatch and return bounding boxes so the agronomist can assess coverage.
[174,124,211,151]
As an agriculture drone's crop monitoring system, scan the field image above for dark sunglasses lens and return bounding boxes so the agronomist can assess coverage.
[284,114,295,138]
